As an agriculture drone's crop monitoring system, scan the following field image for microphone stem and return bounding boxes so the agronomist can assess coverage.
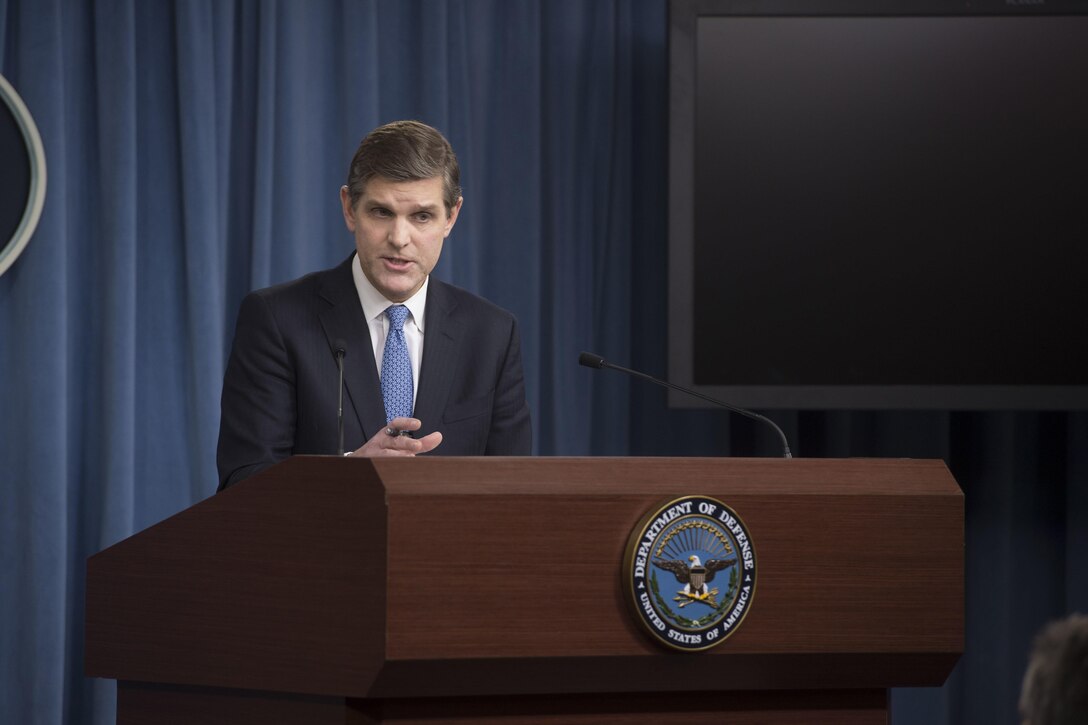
[336,351,346,456]
[604,362,793,459]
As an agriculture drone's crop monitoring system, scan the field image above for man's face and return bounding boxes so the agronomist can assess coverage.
[340,175,462,303]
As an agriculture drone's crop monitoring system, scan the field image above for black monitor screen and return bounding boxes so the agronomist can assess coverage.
[668,3,1088,409]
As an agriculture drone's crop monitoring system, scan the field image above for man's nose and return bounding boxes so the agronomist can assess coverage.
[388,216,411,248]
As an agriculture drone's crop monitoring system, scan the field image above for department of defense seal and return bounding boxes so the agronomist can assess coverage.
[623,495,756,651]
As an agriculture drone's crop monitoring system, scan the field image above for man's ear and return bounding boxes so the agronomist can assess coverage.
[444,196,464,237]
[340,185,357,231]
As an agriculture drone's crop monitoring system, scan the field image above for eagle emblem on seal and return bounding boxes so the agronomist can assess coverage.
[654,554,736,608]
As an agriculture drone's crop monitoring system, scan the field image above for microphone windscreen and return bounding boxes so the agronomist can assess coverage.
[578,351,606,369]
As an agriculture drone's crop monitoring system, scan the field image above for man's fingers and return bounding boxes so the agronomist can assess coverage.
[386,416,422,433]
[352,421,442,457]
[416,431,443,453]
[389,430,441,454]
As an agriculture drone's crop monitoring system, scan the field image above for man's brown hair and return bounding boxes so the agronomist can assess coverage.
[345,120,461,216]
[1020,613,1088,725]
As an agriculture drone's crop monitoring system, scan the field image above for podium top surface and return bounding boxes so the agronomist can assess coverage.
[275,454,961,496]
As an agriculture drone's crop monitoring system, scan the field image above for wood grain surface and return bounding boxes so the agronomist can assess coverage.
[87,455,961,721]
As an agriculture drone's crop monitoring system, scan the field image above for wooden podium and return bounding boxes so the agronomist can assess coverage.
[86,457,963,724]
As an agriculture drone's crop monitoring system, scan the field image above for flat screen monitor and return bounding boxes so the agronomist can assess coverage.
[668,0,1088,409]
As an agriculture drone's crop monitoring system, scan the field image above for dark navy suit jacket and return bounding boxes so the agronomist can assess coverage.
[216,255,532,490]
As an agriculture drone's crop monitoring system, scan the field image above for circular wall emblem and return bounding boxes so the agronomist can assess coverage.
[0,73,47,278]
[623,495,756,651]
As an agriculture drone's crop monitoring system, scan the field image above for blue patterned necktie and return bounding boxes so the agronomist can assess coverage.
[381,304,414,422]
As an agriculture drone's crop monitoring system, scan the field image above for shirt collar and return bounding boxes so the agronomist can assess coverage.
[351,253,428,331]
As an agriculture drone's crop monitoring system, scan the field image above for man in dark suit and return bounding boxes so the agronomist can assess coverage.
[217,120,532,490]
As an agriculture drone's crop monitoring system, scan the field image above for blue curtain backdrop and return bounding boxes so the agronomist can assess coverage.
[0,2,1084,724]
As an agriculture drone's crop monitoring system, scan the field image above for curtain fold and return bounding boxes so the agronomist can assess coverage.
[0,3,1083,724]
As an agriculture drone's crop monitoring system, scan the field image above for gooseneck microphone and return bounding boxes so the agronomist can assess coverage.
[578,351,793,458]
[333,339,348,456]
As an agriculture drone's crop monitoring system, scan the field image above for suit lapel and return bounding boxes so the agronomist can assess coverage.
[414,279,462,436]
[317,257,387,442]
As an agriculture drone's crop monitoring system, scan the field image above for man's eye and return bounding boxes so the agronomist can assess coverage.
[414,213,432,223]
[371,207,391,217]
